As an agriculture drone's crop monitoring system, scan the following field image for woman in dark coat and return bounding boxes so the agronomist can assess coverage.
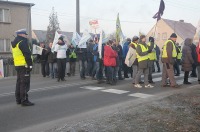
[181,38,194,84]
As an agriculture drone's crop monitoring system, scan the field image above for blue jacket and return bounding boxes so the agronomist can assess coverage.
[122,41,130,58]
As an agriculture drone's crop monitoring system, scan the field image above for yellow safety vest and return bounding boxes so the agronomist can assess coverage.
[137,44,149,62]
[12,40,32,66]
[147,42,157,61]
[162,40,177,58]
[131,42,138,48]
[177,47,182,60]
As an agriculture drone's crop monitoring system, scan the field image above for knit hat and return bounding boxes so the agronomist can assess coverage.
[127,38,131,42]
[170,33,177,38]
[149,37,155,43]
[132,36,139,42]
[58,36,64,42]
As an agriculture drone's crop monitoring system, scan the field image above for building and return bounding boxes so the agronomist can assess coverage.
[147,19,196,48]
[0,1,34,56]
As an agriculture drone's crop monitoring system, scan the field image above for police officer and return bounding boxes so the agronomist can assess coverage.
[161,33,179,88]
[11,29,34,106]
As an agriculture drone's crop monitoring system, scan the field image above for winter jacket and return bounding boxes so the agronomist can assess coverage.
[87,42,94,61]
[191,43,197,64]
[196,43,200,65]
[69,47,77,62]
[122,41,130,58]
[155,45,160,61]
[181,38,194,71]
[76,48,87,61]
[47,47,56,63]
[104,45,117,67]
[37,46,48,62]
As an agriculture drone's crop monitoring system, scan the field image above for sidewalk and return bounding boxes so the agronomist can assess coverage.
[46,85,200,132]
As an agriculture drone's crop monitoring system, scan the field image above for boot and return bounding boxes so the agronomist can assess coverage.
[183,72,191,84]
[21,100,34,106]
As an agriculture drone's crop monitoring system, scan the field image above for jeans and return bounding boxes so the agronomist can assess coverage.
[135,68,149,85]
[93,61,103,80]
[70,62,76,75]
[174,60,180,75]
[49,62,57,78]
[117,59,123,79]
[41,61,49,77]
[79,60,87,78]
[87,59,94,76]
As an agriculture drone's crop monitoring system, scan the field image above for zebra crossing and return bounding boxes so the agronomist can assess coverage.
[80,72,198,99]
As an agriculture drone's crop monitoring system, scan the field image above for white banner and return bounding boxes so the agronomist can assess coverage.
[52,31,62,52]
[78,30,91,48]
[98,30,103,59]
[32,44,43,55]
[0,59,4,78]
[71,32,81,47]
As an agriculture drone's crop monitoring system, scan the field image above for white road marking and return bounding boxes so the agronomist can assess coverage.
[0,81,93,97]
[101,89,129,94]
[129,93,153,98]
[80,86,105,90]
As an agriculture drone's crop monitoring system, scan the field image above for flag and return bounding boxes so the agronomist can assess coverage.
[98,30,103,59]
[78,30,91,48]
[32,44,43,55]
[116,13,125,46]
[153,0,165,21]
[71,32,81,47]
[52,31,61,52]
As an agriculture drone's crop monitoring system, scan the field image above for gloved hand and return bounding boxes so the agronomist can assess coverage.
[25,66,33,72]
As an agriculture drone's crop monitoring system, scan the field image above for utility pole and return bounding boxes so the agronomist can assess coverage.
[76,0,80,34]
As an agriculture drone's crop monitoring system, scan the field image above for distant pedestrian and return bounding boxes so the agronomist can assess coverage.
[69,44,77,76]
[37,42,49,77]
[174,43,182,76]
[104,40,118,85]
[161,33,179,88]
[87,40,94,77]
[77,43,87,80]
[181,38,194,84]
[190,43,198,77]
[134,35,154,88]
[54,36,68,82]
[47,42,57,79]
[122,38,132,78]
[11,29,34,106]
[196,41,200,84]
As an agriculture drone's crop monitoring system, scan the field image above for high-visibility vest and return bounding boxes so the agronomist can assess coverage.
[137,44,149,62]
[69,50,77,59]
[12,40,27,66]
[131,42,138,48]
[147,42,157,61]
[12,40,32,66]
[162,40,177,58]
[177,47,182,60]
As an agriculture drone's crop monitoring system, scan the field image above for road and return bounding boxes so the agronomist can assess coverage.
[0,72,198,132]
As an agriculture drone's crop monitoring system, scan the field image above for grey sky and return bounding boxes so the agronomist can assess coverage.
[11,0,200,37]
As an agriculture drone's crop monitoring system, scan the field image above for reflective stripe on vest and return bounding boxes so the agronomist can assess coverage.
[137,44,149,62]
[147,42,157,61]
[12,40,27,66]
[162,40,177,58]
[177,47,182,60]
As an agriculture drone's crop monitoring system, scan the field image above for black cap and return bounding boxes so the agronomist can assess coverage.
[149,37,155,43]
[132,36,139,42]
[170,33,177,38]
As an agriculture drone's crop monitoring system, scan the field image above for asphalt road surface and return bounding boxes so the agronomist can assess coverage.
[0,72,198,132]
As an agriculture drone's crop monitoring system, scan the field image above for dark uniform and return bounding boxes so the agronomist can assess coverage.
[11,29,34,106]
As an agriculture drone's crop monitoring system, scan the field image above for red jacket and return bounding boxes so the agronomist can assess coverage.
[197,43,200,63]
[104,45,118,66]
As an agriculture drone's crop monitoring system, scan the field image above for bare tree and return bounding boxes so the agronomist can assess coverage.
[46,7,60,45]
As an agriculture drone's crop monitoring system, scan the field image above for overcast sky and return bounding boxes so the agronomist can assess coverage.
[11,0,200,37]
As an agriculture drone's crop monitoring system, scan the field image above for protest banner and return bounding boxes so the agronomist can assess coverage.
[32,44,43,55]
[78,30,91,48]
[71,32,81,47]
[52,31,61,52]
